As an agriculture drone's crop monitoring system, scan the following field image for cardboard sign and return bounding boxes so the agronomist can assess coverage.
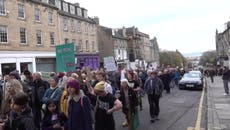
[104,56,117,72]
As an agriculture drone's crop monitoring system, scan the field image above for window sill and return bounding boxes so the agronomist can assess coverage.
[49,23,55,26]
[18,17,26,21]
[34,20,41,23]
[50,45,55,47]
[36,44,43,47]
[0,42,9,46]
[19,43,28,46]
[0,13,8,17]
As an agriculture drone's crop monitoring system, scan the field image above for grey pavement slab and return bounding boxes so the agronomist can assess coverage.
[207,76,230,130]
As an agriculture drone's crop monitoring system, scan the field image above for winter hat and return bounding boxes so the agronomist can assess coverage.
[67,79,80,91]
[9,70,21,80]
[58,72,65,78]
[94,81,105,91]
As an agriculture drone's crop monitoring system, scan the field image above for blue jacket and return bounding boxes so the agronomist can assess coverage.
[42,87,62,104]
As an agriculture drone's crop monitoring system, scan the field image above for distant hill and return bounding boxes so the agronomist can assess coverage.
[183,52,202,57]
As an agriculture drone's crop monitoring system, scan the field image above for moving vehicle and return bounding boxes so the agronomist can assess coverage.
[179,73,203,90]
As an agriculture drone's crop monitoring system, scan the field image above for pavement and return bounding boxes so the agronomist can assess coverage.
[207,76,230,130]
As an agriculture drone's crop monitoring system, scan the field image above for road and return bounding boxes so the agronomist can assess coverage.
[113,86,206,130]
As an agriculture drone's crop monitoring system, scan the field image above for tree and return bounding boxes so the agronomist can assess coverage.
[199,50,217,66]
[159,50,186,67]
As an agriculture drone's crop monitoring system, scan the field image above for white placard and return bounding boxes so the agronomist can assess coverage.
[104,56,117,72]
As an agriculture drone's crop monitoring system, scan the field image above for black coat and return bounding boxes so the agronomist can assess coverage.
[10,107,35,130]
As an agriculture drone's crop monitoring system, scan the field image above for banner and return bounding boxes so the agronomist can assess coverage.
[103,56,117,72]
[56,43,75,72]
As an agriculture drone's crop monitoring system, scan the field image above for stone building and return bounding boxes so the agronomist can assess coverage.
[216,22,230,67]
[118,26,158,69]
[150,37,160,65]
[0,0,98,75]
[0,0,59,74]
[57,1,99,70]
[112,29,128,66]
[97,26,114,67]
[97,25,129,68]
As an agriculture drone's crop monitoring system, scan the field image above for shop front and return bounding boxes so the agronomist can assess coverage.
[0,51,55,75]
[76,54,99,70]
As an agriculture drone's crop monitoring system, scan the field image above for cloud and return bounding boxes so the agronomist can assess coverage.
[65,0,230,53]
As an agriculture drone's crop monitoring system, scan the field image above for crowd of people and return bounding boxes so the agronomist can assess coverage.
[0,66,184,130]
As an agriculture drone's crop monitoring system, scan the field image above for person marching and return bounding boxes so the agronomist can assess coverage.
[119,79,139,130]
[89,81,122,130]
[144,70,164,123]
[67,79,93,130]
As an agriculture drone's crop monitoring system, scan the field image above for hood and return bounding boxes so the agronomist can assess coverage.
[68,90,85,102]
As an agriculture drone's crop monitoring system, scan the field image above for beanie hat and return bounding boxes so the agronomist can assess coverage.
[94,81,105,91]
[9,70,21,80]
[67,79,80,91]
[58,72,65,78]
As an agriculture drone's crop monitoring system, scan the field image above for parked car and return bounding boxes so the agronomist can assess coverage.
[179,73,203,90]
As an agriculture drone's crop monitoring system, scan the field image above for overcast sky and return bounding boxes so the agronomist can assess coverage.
[66,0,230,54]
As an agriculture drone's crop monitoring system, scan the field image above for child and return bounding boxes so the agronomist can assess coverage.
[42,100,68,130]
[10,92,35,130]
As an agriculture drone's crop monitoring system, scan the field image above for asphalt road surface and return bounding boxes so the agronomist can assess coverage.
[113,86,206,130]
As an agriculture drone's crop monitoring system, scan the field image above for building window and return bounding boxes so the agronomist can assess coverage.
[0,0,6,15]
[92,41,94,50]
[18,3,25,19]
[86,40,89,51]
[55,0,61,9]
[48,11,53,24]
[50,32,54,45]
[83,10,87,18]
[20,27,26,44]
[70,5,75,14]
[63,17,68,31]
[85,23,88,33]
[70,19,74,32]
[77,21,81,33]
[64,38,69,44]
[48,0,55,5]
[79,40,82,51]
[0,25,7,43]
[72,39,76,44]
[34,9,40,21]
[36,30,42,45]
[77,7,82,16]
[63,2,68,12]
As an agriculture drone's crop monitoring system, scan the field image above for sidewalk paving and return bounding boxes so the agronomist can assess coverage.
[207,76,230,130]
